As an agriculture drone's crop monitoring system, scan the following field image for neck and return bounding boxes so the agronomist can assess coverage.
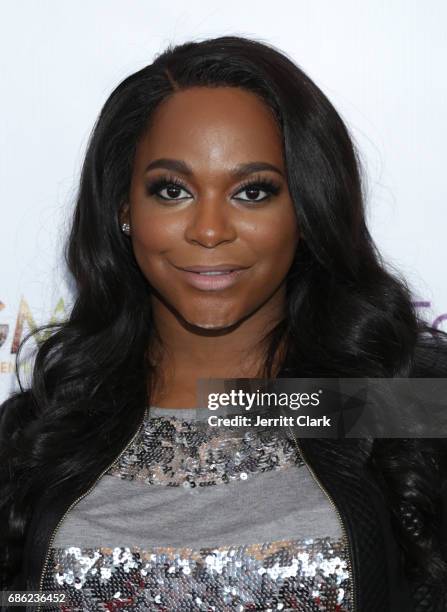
[147,287,288,407]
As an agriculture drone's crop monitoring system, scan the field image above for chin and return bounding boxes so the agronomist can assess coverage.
[196,321,233,330]
[183,311,241,331]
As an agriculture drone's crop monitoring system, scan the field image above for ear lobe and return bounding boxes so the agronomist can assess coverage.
[119,202,131,236]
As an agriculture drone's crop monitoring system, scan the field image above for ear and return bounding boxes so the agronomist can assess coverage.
[119,202,130,225]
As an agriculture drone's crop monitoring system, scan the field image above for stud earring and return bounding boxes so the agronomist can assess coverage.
[121,222,131,235]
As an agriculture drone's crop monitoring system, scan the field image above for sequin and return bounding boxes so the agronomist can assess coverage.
[106,414,304,487]
[42,536,352,611]
[40,413,353,610]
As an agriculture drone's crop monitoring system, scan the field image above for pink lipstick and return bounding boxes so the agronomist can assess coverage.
[172,264,249,291]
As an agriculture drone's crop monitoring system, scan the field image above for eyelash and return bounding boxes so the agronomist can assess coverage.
[145,173,281,204]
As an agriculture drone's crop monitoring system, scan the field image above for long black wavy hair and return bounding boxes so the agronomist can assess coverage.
[1,35,446,591]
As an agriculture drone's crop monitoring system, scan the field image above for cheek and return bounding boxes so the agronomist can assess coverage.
[129,218,176,281]
[245,213,299,277]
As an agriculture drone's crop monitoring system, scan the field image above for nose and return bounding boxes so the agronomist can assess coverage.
[184,196,237,248]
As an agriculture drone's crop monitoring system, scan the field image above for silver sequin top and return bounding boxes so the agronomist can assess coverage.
[41,406,353,611]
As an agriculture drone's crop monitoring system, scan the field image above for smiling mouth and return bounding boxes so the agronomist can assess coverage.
[171,263,249,291]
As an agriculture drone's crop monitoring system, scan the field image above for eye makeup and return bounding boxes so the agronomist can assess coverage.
[144,173,282,204]
[233,174,281,202]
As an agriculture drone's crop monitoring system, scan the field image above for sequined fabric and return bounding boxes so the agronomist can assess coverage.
[105,414,305,487]
[40,411,353,611]
[42,536,351,611]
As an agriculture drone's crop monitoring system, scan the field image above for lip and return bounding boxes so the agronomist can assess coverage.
[172,263,249,291]
[177,264,248,273]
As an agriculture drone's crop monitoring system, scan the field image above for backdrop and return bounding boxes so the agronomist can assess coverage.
[1,0,446,400]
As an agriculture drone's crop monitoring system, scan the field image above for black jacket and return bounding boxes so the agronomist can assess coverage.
[1,393,447,612]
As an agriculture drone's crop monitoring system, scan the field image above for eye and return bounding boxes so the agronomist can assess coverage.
[145,174,282,204]
[145,176,192,201]
[233,178,281,203]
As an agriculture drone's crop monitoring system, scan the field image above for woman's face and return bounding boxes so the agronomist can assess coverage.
[123,86,299,330]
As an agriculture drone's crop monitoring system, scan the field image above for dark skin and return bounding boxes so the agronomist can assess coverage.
[120,87,300,408]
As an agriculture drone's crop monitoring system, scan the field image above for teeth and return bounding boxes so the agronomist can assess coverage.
[197,271,233,275]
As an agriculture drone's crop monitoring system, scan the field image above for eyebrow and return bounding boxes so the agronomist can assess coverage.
[144,158,284,179]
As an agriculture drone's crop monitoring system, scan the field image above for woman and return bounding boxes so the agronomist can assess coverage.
[1,35,446,612]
